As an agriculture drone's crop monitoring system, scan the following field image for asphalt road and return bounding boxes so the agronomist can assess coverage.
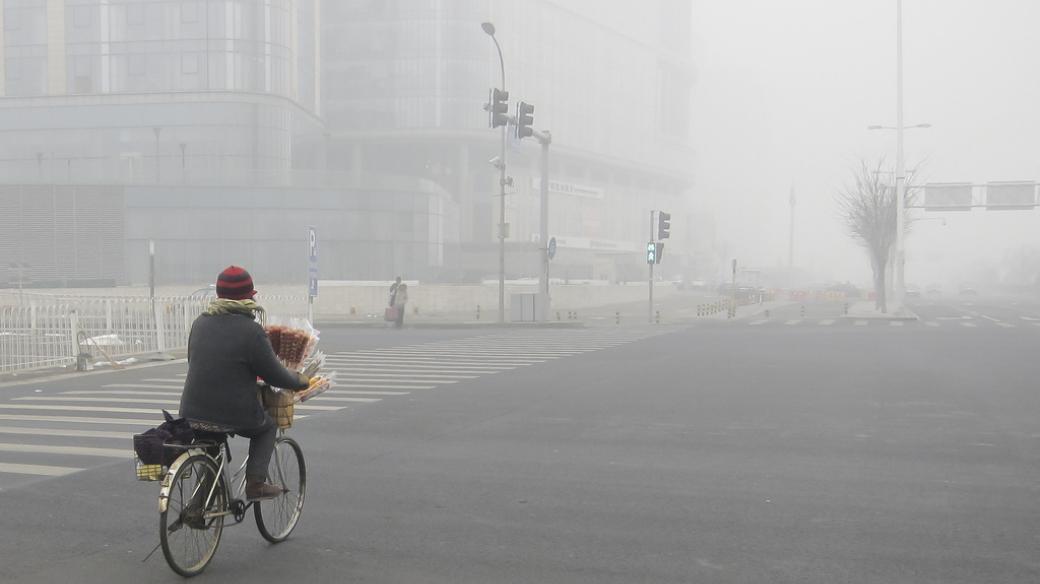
[1,299,1039,583]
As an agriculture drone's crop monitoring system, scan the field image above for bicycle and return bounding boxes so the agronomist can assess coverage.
[154,426,306,577]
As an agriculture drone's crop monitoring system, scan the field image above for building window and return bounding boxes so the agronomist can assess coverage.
[128,55,146,76]
[181,54,199,74]
[127,4,145,26]
[73,6,91,28]
[4,9,19,31]
[181,2,199,23]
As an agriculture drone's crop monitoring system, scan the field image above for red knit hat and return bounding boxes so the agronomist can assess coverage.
[216,266,256,300]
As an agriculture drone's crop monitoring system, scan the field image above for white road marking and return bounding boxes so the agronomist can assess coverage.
[784,320,802,326]
[890,321,904,327]
[12,395,339,411]
[0,414,156,425]
[962,322,977,328]
[981,315,1001,322]
[103,384,198,390]
[63,390,180,396]
[332,372,475,380]
[307,396,381,403]
[854,321,868,326]
[141,379,184,384]
[748,319,769,326]
[323,361,513,371]
[0,442,129,458]
[996,322,1015,328]
[336,383,436,390]
[925,322,940,327]
[329,367,500,375]
[328,390,409,396]
[818,320,835,326]
[1020,316,1040,322]
[0,427,132,439]
[331,354,544,365]
[0,462,82,477]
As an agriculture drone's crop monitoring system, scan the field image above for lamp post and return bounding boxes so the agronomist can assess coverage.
[867,120,930,309]
[482,21,507,324]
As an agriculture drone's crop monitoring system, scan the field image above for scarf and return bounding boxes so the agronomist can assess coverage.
[204,298,265,323]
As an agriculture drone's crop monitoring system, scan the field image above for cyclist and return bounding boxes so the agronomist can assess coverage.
[179,265,309,500]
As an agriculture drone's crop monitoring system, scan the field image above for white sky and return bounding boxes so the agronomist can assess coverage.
[690,0,1040,286]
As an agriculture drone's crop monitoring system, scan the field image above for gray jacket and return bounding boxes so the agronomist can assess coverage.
[179,313,307,430]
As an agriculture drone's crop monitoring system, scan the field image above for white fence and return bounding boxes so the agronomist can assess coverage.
[0,294,308,374]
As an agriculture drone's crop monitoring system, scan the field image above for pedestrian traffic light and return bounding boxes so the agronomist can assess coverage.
[655,242,664,264]
[646,241,656,264]
[487,88,509,128]
[516,101,534,139]
[657,211,671,240]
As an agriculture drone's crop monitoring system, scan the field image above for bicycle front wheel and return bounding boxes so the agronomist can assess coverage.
[160,454,227,577]
[255,436,306,542]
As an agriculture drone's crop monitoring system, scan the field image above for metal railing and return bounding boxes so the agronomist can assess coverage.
[0,294,308,374]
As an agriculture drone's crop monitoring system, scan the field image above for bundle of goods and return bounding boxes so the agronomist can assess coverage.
[262,319,335,427]
[266,320,318,370]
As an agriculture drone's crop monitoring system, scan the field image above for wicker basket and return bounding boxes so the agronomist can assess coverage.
[135,458,164,481]
[262,386,295,429]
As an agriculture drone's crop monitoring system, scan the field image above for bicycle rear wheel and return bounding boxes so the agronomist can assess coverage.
[160,454,227,577]
[254,436,306,542]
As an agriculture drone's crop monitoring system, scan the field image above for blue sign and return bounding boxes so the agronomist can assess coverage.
[547,236,557,260]
[308,227,318,298]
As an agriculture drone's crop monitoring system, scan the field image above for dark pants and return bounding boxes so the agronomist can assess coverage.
[394,304,405,328]
[237,416,277,481]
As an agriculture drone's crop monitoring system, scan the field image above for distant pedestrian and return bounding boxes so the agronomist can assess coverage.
[392,283,408,328]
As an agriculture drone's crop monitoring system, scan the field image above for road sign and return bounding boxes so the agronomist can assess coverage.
[547,237,557,260]
[307,227,318,298]
[924,183,972,211]
[986,181,1036,210]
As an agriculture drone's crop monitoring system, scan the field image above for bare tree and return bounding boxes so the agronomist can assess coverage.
[835,158,919,313]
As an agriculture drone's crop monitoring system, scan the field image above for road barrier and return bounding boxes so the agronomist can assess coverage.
[0,294,307,374]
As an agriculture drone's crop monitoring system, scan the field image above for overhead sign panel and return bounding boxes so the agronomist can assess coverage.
[924,183,973,211]
[986,181,1036,210]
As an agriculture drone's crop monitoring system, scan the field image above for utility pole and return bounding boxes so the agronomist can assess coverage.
[894,0,906,309]
[534,129,552,320]
[481,23,508,324]
[648,211,656,324]
[788,184,796,269]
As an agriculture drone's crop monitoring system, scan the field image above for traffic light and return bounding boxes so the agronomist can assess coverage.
[655,242,664,264]
[516,101,534,139]
[646,241,656,264]
[657,211,671,240]
[487,88,509,128]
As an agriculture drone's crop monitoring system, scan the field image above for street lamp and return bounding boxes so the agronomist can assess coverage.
[868,121,931,310]
[482,21,507,324]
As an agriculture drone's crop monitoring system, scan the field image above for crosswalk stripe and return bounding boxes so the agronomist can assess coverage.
[0,462,83,477]
[0,414,157,426]
[327,390,409,396]
[854,321,868,326]
[356,349,569,356]
[996,322,1015,328]
[962,322,977,328]
[784,320,802,325]
[308,396,380,403]
[332,372,475,379]
[328,367,501,375]
[141,379,183,384]
[0,404,162,414]
[323,360,513,371]
[327,358,536,366]
[103,384,196,390]
[0,442,129,458]
[890,321,904,327]
[63,390,180,396]
[818,320,835,326]
[10,396,339,412]
[925,322,940,327]
[748,319,768,326]
[336,383,436,390]
[0,426,132,439]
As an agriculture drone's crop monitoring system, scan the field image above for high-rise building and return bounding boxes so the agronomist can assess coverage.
[322,0,695,282]
[0,0,695,286]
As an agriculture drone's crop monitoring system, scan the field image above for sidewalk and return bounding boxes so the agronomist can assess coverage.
[841,301,920,321]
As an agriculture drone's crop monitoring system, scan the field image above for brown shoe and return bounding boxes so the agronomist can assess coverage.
[246,479,285,500]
